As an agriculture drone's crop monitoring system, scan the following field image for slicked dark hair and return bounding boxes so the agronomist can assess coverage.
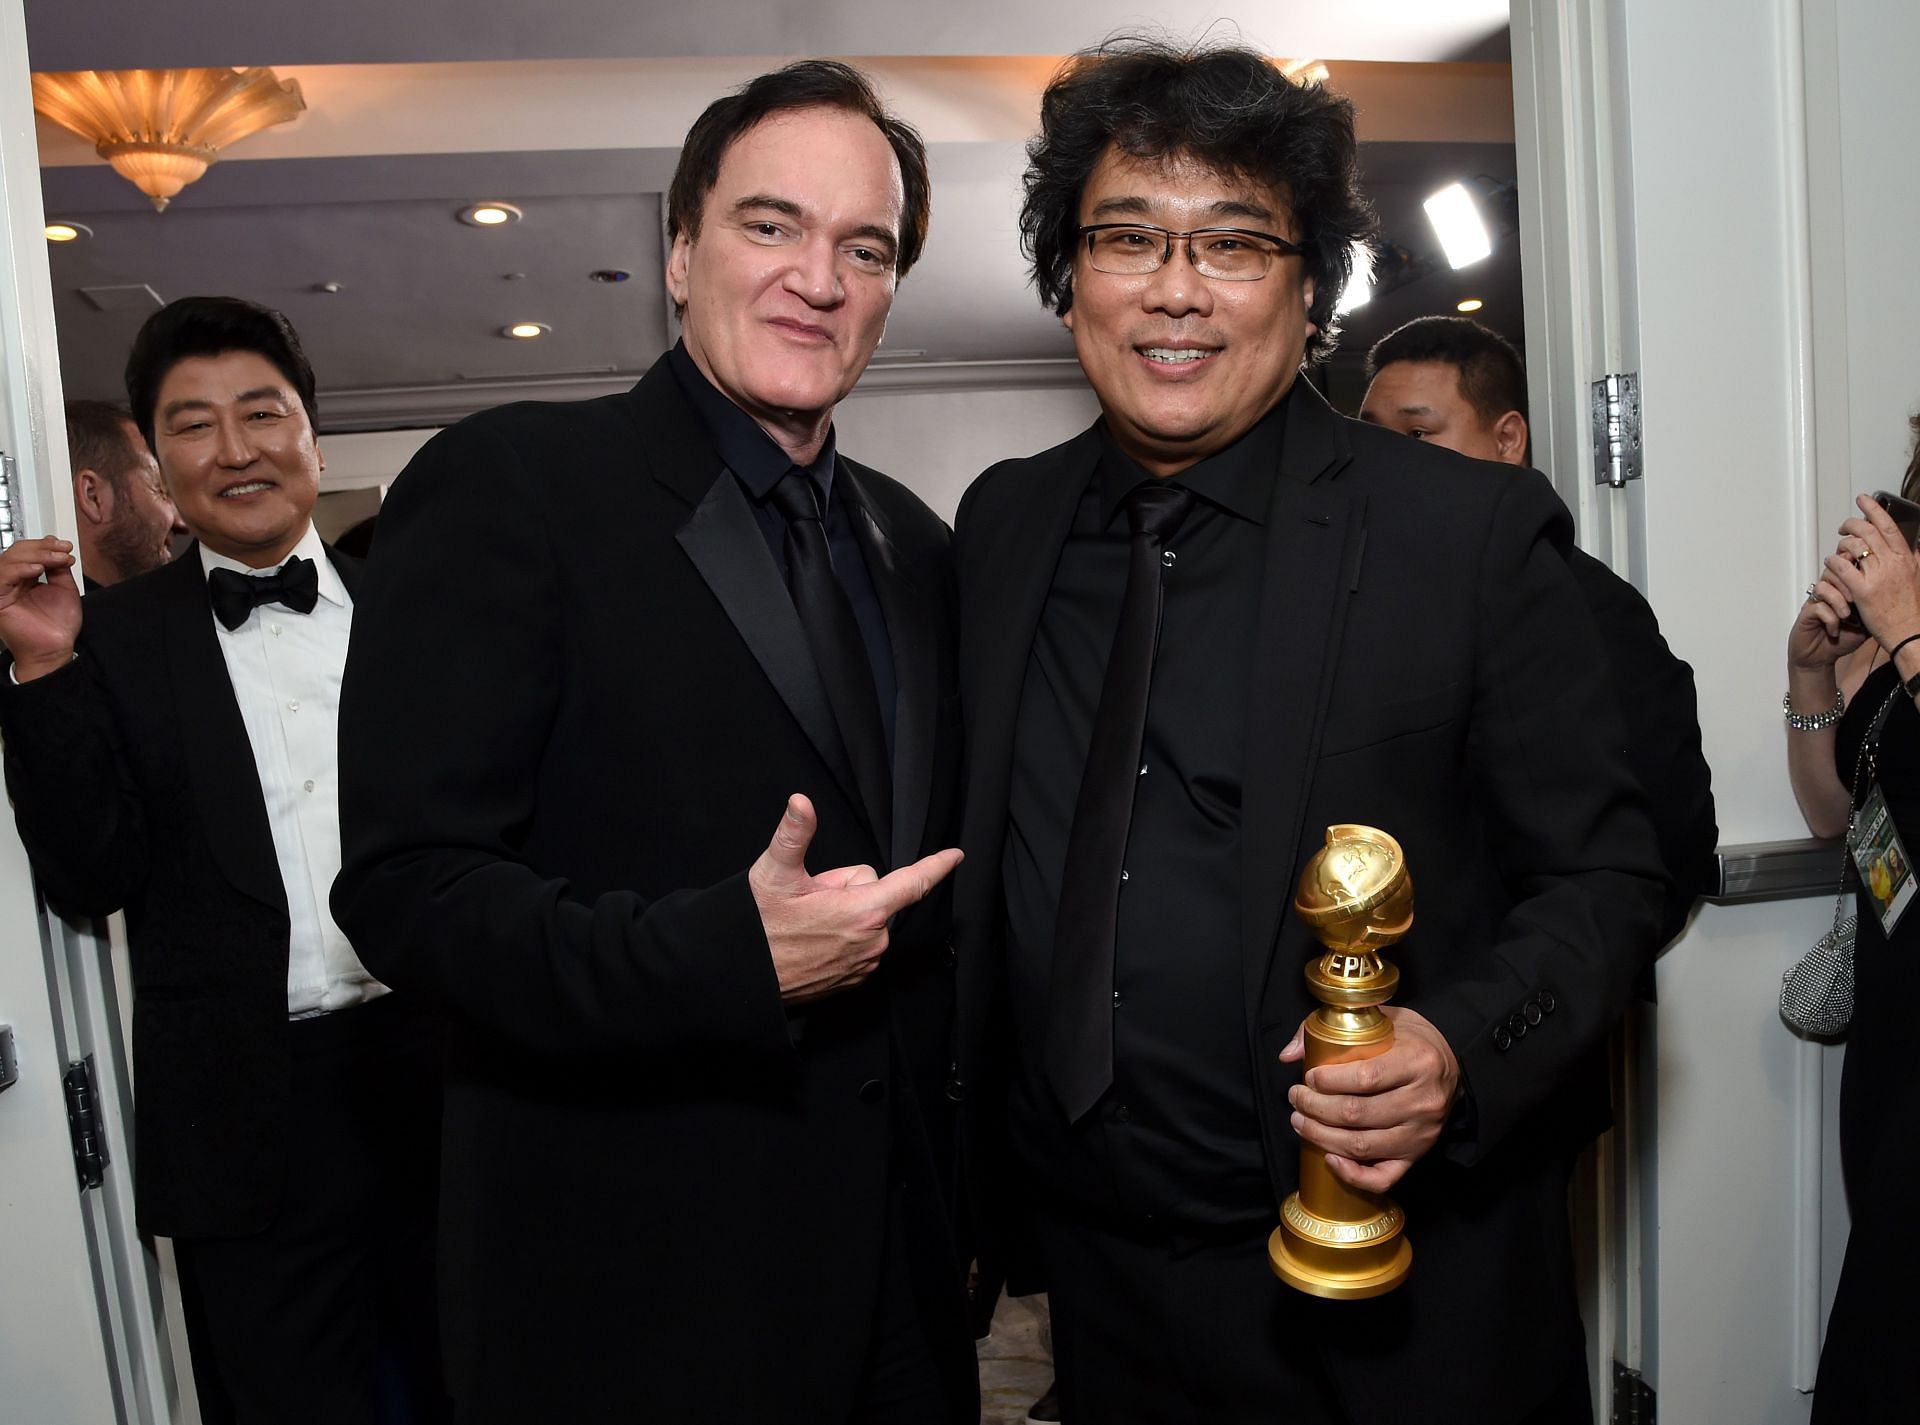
[125,296,318,450]
[1365,316,1530,425]
[666,60,931,280]
[64,399,144,490]
[1021,36,1377,360]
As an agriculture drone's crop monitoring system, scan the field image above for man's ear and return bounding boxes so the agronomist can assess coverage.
[665,231,692,312]
[1303,275,1318,340]
[72,469,113,527]
[1494,410,1530,466]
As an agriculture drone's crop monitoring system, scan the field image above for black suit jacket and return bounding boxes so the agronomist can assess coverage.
[331,357,971,1425]
[0,544,362,1239]
[952,381,1666,1424]
[1568,546,1718,946]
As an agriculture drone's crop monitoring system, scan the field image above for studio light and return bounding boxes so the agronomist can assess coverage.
[1423,182,1492,270]
[1335,242,1374,315]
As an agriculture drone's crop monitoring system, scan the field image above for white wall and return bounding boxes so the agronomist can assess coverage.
[837,380,1100,522]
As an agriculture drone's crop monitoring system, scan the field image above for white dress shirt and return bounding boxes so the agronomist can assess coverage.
[200,525,386,1017]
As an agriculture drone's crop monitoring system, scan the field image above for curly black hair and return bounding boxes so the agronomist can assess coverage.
[1021,36,1377,361]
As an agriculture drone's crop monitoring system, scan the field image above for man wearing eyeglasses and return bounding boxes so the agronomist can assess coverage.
[951,38,1665,1425]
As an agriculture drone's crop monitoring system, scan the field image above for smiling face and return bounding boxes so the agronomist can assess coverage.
[1063,148,1315,477]
[666,105,905,459]
[150,350,322,568]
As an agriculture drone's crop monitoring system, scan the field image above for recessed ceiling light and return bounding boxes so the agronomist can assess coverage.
[46,221,91,242]
[460,202,523,228]
[1456,298,1485,313]
[501,322,549,340]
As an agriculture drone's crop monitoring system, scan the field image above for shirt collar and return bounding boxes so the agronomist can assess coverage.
[1093,395,1287,531]
[197,521,346,609]
[668,340,838,508]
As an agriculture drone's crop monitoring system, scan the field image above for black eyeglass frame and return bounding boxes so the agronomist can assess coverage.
[1075,222,1309,281]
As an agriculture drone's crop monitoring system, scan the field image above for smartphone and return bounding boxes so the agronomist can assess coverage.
[1838,490,1920,632]
[1873,490,1920,548]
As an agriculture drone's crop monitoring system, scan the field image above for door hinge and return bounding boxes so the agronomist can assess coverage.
[63,1055,109,1191]
[0,450,20,548]
[1590,373,1643,487]
[1612,1360,1656,1425]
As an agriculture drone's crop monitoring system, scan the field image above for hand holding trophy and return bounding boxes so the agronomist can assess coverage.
[1268,824,1415,1300]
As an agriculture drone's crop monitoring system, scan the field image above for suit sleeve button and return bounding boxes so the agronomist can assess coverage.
[1539,990,1557,1013]
[859,1079,887,1105]
[1507,1012,1528,1038]
[1524,1001,1543,1027]
[944,1077,966,1103]
[1493,1026,1513,1052]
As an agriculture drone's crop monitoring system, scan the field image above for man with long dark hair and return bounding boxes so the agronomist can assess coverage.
[953,38,1665,1423]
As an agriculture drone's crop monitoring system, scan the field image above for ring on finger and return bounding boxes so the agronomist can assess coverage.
[1807,582,1821,598]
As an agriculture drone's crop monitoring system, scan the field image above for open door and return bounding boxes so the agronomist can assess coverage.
[0,2,181,1418]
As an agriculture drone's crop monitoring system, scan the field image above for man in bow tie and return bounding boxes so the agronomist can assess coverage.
[0,296,447,1424]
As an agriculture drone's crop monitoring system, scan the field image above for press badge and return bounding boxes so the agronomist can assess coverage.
[1849,781,1916,935]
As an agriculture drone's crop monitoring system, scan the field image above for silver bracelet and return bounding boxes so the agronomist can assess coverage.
[1783,689,1845,731]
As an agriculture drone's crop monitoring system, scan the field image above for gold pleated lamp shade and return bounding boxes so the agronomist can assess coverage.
[32,67,306,211]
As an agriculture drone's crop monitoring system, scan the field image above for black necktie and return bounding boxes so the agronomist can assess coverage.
[1047,481,1194,1122]
[207,556,320,632]
[768,471,893,850]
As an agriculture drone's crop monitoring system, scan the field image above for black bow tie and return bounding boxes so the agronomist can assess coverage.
[208,556,320,631]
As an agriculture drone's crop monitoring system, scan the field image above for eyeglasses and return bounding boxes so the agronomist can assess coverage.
[1077,222,1307,281]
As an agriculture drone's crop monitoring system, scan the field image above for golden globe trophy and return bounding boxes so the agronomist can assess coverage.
[1268,824,1415,1300]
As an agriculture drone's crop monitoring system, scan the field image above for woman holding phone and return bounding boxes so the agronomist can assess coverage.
[1783,418,1920,1423]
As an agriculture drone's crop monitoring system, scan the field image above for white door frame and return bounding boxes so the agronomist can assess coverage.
[0,2,181,1419]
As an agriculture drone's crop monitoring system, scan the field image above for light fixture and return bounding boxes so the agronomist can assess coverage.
[1423,182,1492,269]
[1335,241,1374,316]
[1278,58,1332,86]
[1456,298,1485,313]
[501,322,549,340]
[31,68,305,212]
[45,221,92,242]
[460,202,523,228]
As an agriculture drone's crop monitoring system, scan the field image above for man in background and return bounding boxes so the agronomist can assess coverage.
[0,298,445,1424]
[63,398,184,588]
[1360,314,1717,943]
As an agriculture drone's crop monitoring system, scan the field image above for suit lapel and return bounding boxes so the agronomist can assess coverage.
[962,429,1100,878]
[161,549,287,917]
[841,461,932,870]
[1241,381,1365,1020]
[636,364,867,822]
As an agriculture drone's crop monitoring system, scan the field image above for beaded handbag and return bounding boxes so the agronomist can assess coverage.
[1779,683,1903,1038]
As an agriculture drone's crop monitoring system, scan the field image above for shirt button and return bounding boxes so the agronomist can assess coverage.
[1161,549,1177,568]
[269,624,282,636]
[303,779,315,793]
[1115,1104,1132,1123]
[287,699,300,712]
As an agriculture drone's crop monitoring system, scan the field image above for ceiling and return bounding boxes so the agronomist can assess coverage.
[27,1,1526,428]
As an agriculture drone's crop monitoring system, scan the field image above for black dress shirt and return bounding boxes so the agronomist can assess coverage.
[1003,402,1284,1232]
[668,342,897,757]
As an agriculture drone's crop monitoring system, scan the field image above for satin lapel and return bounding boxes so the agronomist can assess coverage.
[841,461,934,871]
[161,550,287,917]
[673,468,864,815]
[1241,381,1364,1020]
[326,544,362,599]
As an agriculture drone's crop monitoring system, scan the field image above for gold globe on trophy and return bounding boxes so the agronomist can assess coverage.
[1268,824,1415,1300]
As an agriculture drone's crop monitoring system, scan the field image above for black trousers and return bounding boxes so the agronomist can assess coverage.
[173,994,449,1425]
[1038,1208,1593,1425]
